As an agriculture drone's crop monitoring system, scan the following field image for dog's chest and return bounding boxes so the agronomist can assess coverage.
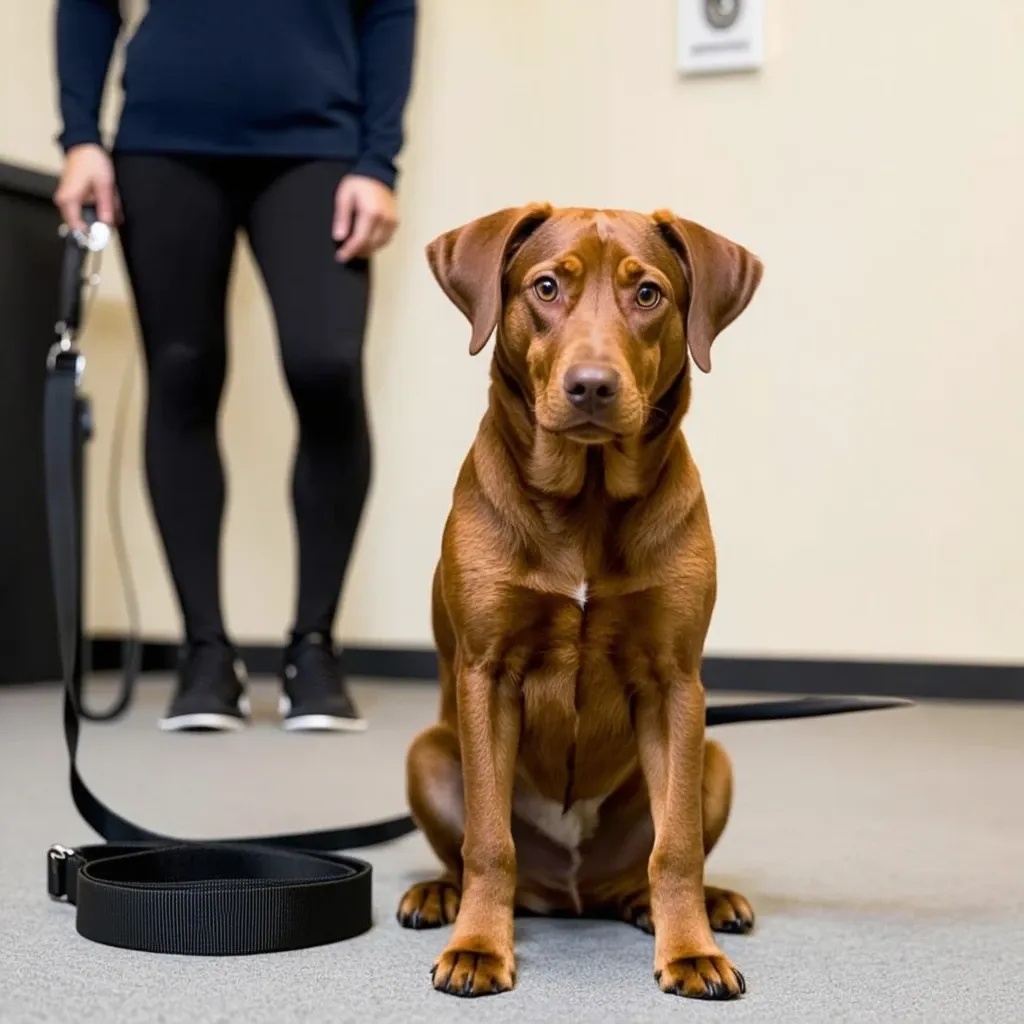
[515,581,639,806]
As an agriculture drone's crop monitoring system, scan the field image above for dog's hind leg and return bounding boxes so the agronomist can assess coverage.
[397,724,465,929]
[700,739,755,934]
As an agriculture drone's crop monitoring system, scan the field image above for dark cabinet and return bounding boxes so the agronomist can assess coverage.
[0,162,68,684]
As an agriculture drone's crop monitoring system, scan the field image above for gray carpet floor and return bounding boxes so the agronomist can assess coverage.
[0,676,1021,1023]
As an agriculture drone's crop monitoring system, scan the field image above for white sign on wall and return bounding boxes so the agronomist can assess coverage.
[677,0,765,76]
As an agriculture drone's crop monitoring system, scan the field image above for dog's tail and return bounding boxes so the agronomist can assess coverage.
[705,695,914,727]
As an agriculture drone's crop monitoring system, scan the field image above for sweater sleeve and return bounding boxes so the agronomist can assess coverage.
[351,0,417,191]
[55,0,123,151]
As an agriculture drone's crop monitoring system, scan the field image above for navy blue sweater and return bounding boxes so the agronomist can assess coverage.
[55,0,417,189]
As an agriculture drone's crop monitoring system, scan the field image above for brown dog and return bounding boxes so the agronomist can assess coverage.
[397,204,763,1000]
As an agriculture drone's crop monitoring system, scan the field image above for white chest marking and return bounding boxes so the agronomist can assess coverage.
[514,791,604,851]
[513,791,606,914]
[572,581,589,609]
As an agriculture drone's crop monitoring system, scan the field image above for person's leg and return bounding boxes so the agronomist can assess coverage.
[114,152,248,730]
[244,159,372,731]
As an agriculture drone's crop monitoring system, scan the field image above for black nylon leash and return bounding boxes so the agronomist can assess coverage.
[44,208,417,955]
[705,693,913,727]
[42,208,910,956]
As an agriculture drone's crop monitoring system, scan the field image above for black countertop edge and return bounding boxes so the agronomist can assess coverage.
[0,159,60,202]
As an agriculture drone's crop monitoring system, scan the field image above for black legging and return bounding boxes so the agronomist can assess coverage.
[114,154,371,647]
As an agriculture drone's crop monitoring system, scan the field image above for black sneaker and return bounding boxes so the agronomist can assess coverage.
[279,633,367,733]
[158,642,250,732]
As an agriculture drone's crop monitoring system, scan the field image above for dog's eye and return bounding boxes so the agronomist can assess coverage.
[636,282,662,309]
[534,276,559,302]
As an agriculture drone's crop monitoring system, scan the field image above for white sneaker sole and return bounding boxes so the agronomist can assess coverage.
[159,695,251,733]
[278,695,368,733]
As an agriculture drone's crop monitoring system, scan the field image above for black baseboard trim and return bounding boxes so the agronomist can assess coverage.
[84,636,1024,703]
[701,655,1024,702]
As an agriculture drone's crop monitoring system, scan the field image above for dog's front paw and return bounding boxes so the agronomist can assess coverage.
[432,945,515,998]
[655,955,746,1000]
[397,879,461,929]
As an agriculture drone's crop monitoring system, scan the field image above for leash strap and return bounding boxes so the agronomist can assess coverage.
[704,693,913,727]
[44,209,416,955]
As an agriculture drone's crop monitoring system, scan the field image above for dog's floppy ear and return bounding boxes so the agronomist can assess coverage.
[652,211,763,373]
[426,203,553,355]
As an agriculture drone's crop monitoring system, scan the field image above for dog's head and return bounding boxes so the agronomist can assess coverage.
[427,205,762,446]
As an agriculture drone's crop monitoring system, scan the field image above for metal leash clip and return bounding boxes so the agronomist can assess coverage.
[63,218,111,255]
[46,844,77,902]
[49,207,109,377]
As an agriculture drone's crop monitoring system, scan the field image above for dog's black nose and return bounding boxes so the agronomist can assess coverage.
[563,364,620,414]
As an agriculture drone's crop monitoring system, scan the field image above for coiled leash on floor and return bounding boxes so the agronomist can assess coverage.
[42,207,911,956]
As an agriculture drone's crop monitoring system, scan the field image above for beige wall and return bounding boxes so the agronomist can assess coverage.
[3,1,1022,663]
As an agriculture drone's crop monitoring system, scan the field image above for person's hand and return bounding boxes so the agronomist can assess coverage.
[54,144,119,233]
[332,174,398,263]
